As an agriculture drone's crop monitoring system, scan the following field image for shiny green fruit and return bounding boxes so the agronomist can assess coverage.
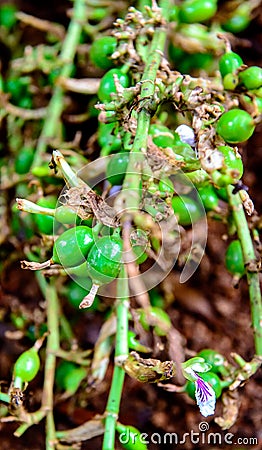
[225,240,245,276]
[98,122,122,153]
[198,185,219,211]
[239,66,262,90]
[35,196,57,235]
[90,36,117,70]
[216,109,255,143]
[87,235,123,285]
[106,152,129,185]
[219,52,243,78]
[55,205,80,225]
[219,145,243,178]
[172,195,202,226]
[197,349,226,374]
[0,3,17,28]
[179,0,217,24]
[98,68,130,103]
[55,361,86,393]
[222,4,251,33]
[139,306,171,336]
[185,371,222,399]
[52,226,94,267]
[15,146,34,175]
[149,124,175,148]
[14,347,40,382]
[159,176,175,194]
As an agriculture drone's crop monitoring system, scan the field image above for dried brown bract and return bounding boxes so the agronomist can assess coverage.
[122,351,176,383]
[60,186,120,228]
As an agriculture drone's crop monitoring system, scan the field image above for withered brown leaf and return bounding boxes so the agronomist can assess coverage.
[214,390,241,430]
[60,185,120,227]
[146,135,185,175]
[122,351,176,383]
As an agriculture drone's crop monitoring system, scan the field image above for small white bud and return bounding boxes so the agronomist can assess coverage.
[175,124,196,147]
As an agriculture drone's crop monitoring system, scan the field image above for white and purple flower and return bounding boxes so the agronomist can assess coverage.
[182,357,216,417]
[194,373,216,417]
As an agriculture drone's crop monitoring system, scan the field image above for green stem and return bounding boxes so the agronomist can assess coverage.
[16,198,55,216]
[232,353,247,368]
[13,275,60,440]
[122,0,170,212]
[14,415,45,438]
[32,0,87,168]
[102,266,129,450]
[40,278,60,449]
[52,150,87,188]
[60,314,75,343]
[0,392,10,403]
[227,187,262,355]
[115,270,129,359]
[185,169,209,185]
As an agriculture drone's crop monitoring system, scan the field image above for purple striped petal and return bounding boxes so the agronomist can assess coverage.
[195,376,216,417]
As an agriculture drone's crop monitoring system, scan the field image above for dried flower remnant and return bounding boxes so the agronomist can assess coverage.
[122,351,176,383]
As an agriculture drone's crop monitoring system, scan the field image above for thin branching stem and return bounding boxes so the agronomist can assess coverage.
[102,4,170,448]
[227,187,262,355]
[13,275,60,441]
[102,266,129,450]
[41,279,60,449]
[32,0,87,168]
[122,0,170,212]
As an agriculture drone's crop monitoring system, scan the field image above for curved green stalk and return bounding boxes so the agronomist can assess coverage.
[42,279,60,449]
[227,187,262,355]
[102,266,129,450]
[0,393,10,403]
[13,275,60,444]
[122,0,170,212]
[33,0,87,168]
[102,4,171,447]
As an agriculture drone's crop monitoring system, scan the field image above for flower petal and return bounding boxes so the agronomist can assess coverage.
[195,376,216,417]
